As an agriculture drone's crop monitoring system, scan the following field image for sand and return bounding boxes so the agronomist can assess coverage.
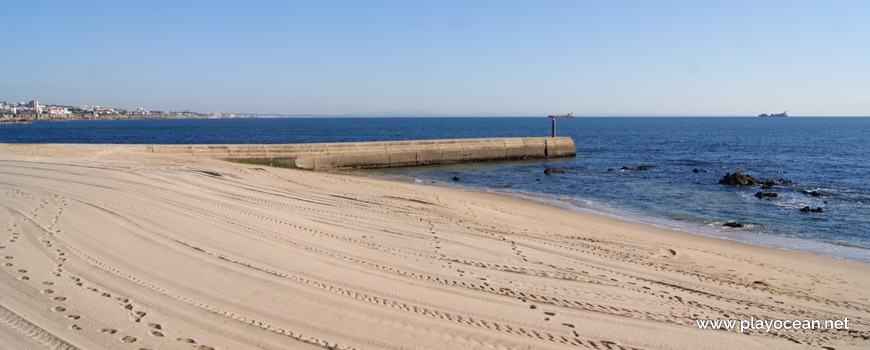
[0,143,867,350]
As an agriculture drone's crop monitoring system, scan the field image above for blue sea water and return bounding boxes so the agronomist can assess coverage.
[2,117,868,262]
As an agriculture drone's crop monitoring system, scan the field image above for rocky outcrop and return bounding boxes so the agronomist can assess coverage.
[761,178,793,189]
[800,206,823,213]
[718,172,760,186]
[544,168,565,175]
[803,190,824,197]
[754,192,779,200]
[452,176,461,182]
[760,180,778,189]
[723,222,744,228]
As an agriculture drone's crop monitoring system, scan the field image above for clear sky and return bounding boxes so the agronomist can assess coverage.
[2,1,868,116]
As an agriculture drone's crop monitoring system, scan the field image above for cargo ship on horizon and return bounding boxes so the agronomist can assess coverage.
[759,111,787,118]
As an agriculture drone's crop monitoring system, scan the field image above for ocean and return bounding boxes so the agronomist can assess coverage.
[2,117,868,263]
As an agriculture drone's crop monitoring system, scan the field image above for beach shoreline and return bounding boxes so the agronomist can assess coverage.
[347,168,870,265]
[1,143,868,349]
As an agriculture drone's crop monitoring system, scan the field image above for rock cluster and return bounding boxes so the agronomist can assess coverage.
[800,206,823,213]
[754,192,779,200]
[761,179,792,189]
[718,172,760,186]
[544,168,565,175]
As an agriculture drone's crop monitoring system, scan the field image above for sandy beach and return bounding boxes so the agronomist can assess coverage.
[0,144,867,350]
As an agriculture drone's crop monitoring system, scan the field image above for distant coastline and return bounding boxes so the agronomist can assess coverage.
[0,99,263,124]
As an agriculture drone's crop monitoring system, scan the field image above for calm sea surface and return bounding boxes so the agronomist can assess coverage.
[2,117,868,262]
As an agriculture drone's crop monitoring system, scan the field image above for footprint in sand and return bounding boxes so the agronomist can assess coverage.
[52,306,66,312]
[146,323,161,330]
[41,289,54,294]
[67,314,80,320]
[175,338,197,344]
[68,325,81,331]
[18,276,29,281]
[41,281,54,286]
[120,335,137,343]
[150,330,164,337]
[54,296,66,301]
[100,328,117,334]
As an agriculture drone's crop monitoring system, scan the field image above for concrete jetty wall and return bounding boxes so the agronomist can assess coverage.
[146,137,576,170]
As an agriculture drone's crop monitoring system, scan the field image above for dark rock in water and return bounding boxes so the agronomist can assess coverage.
[452,176,461,182]
[803,190,824,197]
[760,180,777,189]
[800,206,824,213]
[607,168,615,172]
[778,178,793,184]
[692,168,708,173]
[754,192,779,199]
[619,165,654,172]
[723,221,744,228]
[719,172,760,186]
[536,178,541,181]
[544,168,565,175]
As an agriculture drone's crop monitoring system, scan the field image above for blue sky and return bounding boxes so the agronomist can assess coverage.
[2,1,868,116]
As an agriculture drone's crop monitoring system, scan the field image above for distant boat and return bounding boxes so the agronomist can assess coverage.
[758,111,787,118]
[548,112,575,118]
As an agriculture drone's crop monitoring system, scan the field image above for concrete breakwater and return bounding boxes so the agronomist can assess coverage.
[146,137,576,170]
